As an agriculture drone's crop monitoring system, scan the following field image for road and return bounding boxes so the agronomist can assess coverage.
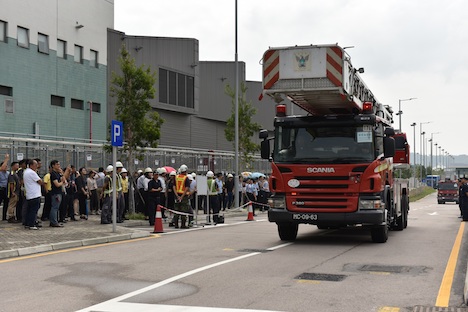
[1,192,467,312]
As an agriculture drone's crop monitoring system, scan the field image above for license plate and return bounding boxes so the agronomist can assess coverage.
[292,213,318,221]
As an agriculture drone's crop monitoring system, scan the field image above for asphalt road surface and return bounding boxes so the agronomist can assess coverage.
[1,192,467,312]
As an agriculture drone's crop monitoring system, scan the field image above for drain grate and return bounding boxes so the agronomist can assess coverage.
[360,264,409,273]
[413,306,468,312]
[295,272,347,282]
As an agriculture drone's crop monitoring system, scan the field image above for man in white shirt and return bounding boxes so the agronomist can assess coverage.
[23,159,43,230]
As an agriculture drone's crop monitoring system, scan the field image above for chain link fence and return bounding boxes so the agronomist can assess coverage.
[0,135,270,176]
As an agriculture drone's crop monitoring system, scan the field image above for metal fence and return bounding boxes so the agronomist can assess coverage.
[0,134,270,176]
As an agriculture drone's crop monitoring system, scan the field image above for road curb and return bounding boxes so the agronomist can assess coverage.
[0,231,151,260]
[465,261,468,305]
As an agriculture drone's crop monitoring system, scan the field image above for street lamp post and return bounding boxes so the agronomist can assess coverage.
[438,146,442,169]
[419,121,432,180]
[430,132,440,178]
[434,143,438,169]
[410,122,417,183]
[397,97,417,132]
[421,131,426,181]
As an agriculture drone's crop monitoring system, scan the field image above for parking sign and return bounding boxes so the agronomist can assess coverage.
[111,120,123,147]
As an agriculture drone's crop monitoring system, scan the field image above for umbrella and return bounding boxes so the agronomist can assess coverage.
[251,172,266,179]
[163,166,176,174]
[241,171,252,178]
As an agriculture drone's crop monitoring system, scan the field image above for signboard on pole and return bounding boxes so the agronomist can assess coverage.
[111,120,123,147]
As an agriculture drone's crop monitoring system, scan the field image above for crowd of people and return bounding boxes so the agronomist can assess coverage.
[0,153,270,230]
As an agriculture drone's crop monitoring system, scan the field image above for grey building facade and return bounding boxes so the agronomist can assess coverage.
[107,29,279,153]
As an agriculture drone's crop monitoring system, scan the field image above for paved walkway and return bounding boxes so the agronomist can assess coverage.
[0,208,251,260]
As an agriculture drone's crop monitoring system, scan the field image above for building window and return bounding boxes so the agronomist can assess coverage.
[57,39,66,58]
[71,98,84,110]
[51,95,65,107]
[90,50,98,68]
[0,20,6,42]
[159,69,168,103]
[38,33,49,54]
[159,68,194,109]
[17,26,29,48]
[0,85,13,96]
[4,99,14,114]
[74,45,83,63]
[90,102,101,113]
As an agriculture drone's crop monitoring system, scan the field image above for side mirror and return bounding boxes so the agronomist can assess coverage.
[383,137,395,158]
[259,129,269,139]
[260,140,270,159]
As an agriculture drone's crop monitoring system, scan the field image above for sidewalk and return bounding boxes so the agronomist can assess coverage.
[0,207,252,260]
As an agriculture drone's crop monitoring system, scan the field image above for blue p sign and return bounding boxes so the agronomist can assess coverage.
[111,120,123,147]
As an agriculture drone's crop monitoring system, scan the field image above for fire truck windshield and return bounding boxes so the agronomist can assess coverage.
[273,126,375,164]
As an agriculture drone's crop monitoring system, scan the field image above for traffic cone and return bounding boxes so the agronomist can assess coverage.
[153,205,164,233]
[246,202,255,221]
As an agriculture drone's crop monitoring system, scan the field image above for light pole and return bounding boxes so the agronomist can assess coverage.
[434,143,438,169]
[410,122,417,182]
[397,97,417,132]
[438,146,442,169]
[430,132,440,177]
[419,121,432,180]
[421,131,426,181]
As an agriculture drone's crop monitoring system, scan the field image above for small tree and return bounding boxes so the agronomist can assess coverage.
[109,44,164,212]
[224,82,261,170]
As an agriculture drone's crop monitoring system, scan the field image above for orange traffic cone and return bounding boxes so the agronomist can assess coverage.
[153,205,164,233]
[246,202,255,221]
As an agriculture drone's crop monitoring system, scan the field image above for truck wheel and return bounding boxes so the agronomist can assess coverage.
[403,196,409,229]
[278,223,298,241]
[396,196,408,231]
[371,225,388,243]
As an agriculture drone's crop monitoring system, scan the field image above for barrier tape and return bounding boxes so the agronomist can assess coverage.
[157,201,260,218]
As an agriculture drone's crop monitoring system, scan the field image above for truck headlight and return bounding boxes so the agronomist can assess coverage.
[268,195,286,209]
[359,199,382,210]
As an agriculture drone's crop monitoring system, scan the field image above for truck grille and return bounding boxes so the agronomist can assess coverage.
[288,175,357,211]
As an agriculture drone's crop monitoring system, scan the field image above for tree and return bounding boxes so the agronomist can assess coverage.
[109,44,164,212]
[224,82,261,170]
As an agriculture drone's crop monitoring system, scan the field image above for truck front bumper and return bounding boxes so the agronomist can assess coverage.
[268,208,385,226]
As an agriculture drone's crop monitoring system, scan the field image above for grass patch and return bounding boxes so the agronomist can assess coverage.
[409,186,436,202]
[126,212,146,220]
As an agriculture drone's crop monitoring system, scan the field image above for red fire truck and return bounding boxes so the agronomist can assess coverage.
[259,44,410,243]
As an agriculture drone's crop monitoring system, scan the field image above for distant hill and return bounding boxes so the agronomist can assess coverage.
[411,154,468,168]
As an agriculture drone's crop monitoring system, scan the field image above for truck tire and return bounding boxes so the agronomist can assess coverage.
[395,196,408,231]
[403,196,409,229]
[277,223,298,241]
[371,225,388,243]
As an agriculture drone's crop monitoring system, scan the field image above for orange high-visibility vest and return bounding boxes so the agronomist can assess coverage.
[175,174,187,195]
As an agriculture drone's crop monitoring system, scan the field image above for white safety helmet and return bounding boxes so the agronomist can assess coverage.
[207,170,214,178]
[121,168,128,173]
[106,165,113,172]
[137,169,143,174]
[187,174,193,181]
[115,161,123,168]
[159,167,167,174]
[180,164,188,172]
[169,171,176,176]
[191,172,197,178]
[144,167,153,173]
[227,173,233,178]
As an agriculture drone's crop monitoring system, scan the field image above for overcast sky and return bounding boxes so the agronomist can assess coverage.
[115,0,468,158]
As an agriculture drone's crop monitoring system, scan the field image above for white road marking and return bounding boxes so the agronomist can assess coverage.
[76,242,292,312]
[428,212,439,216]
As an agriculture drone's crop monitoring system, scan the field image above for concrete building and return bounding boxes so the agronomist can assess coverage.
[108,29,279,152]
[0,0,113,141]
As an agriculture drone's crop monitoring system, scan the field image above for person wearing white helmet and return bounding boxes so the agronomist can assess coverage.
[172,165,190,228]
[120,168,129,220]
[207,170,220,223]
[114,161,125,223]
[157,167,168,219]
[225,173,235,209]
[166,170,177,226]
[142,167,153,219]
[136,168,148,214]
[101,165,114,224]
